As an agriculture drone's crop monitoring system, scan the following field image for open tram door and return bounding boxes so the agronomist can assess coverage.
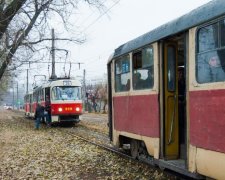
[160,34,187,162]
[162,41,179,160]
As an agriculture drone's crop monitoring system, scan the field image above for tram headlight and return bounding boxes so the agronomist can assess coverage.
[58,107,63,112]
[75,107,80,112]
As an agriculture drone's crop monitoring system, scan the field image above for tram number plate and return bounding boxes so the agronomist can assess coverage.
[63,81,72,86]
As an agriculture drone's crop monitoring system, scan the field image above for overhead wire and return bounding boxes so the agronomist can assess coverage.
[14,0,122,82]
[81,0,121,33]
[74,0,108,29]
[70,0,121,72]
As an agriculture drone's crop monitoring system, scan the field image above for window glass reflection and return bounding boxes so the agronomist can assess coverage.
[198,23,218,53]
[133,46,154,90]
[221,20,225,47]
[167,46,176,91]
[197,49,225,83]
[52,86,81,100]
[196,20,225,83]
[115,55,130,92]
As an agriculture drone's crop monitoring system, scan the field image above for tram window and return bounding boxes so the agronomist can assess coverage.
[167,46,176,91]
[115,55,130,92]
[33,93,37,102]
[221,20,225,47]
[38,91,41,102]
[45,88,50,102]
[29,95,32,103]
[40,90,44,101]
[52,86,81,100]
[197,20,225,83]
[198,23,218,53]
[133,46,154,90]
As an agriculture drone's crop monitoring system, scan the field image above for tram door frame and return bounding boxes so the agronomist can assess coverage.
[161,40,179,160]
[160,33,188,161]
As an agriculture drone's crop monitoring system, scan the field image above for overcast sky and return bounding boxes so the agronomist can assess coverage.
[69,0,212,80]
[20,0,212,86]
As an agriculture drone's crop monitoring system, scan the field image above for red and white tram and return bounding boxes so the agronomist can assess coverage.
[24,92,33,117]
[108,0,225,179]
[24,79,82,124]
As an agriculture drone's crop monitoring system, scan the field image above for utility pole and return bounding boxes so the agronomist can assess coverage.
[83,69,86,112]
[16,82,18,109]
[12,83,14,109]
[26,69,28,93]
[83,69,86,93]
[50,28,57,79]
[26,62,30,94]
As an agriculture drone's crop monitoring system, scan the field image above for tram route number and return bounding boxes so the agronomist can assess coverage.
[63,80,72,86]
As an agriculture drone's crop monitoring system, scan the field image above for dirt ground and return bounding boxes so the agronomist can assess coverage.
[0,110,177,179]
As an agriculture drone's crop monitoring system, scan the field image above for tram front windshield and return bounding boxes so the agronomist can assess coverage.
[52,86,81,101]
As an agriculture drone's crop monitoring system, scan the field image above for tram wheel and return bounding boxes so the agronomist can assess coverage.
[130,140,139,159]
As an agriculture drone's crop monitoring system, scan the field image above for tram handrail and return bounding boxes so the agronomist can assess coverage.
[168,94,176,145]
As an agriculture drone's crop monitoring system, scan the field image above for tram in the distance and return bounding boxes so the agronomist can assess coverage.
[24,79,82,124]
[107,0,225,179]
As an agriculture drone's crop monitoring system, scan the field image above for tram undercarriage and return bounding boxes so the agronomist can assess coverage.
[51,115,80,123]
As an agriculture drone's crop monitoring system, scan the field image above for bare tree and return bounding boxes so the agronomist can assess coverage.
[0,0,27,39]
[98,82,107,113]
[0,0,107,80]
[0,72,12,101]
[86,80,107,113]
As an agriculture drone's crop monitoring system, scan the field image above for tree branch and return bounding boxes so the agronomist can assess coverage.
[0,0,27,39]
[0,1,52,79]
[21,37,85,46]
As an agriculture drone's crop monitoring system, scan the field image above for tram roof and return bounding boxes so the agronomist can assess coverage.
[110,0,225,61]
[32,78,81,90]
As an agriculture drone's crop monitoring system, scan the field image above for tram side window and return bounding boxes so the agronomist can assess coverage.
[115,55,130,92]
[133,46,154,90]
[197,20,225,83]
[221,19,225,47]
[38,91,41,102]
[33,93,37,103]
[45,88,50,102]
[41,89,44,101]
[198,24,218,52]
[29,95,32,103]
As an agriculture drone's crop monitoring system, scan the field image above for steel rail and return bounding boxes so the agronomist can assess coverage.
[58,127,201,180]
[60,129,135,160]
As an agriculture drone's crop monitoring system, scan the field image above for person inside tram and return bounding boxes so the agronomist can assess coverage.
[208,55,225,82]
[197,52,225,83]
[144,67,154,88]
[133,72,144,89]
[126,79,130,90]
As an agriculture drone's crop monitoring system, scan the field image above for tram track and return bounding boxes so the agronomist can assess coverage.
[58,127,192,180]
[13,112,192,179]
[59,128,135,160]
